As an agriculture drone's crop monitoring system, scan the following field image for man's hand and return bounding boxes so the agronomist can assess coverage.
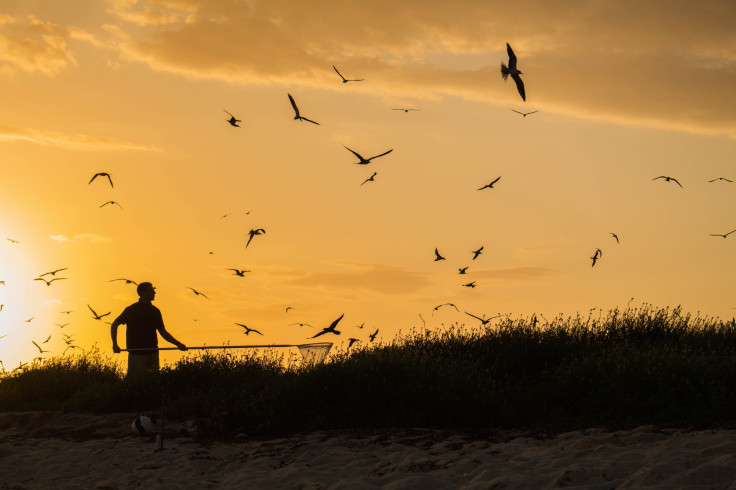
[112,344,121,354]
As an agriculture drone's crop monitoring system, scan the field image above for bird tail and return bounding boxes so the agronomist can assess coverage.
[500,63,510,81]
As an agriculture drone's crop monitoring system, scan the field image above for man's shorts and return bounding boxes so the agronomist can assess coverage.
[127,351,160,377]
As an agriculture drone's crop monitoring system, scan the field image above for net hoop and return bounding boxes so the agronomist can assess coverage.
[296,342,333,365]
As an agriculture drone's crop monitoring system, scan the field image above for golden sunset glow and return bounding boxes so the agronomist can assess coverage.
[0,0,734,369]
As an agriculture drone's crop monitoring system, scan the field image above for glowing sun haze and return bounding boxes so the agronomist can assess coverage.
[0,0,734,369]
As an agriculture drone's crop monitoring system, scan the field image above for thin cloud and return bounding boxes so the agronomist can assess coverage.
[0,124,162,152]
[286,263,430,295]
[50,233,112,244]
[0,15,77,76]
[107,0,736,137]
[472,267,558,281]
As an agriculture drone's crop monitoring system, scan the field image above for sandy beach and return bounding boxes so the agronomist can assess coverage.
[1,412,736,489]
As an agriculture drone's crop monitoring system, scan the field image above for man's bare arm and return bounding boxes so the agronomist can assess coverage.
[160,327,187,351]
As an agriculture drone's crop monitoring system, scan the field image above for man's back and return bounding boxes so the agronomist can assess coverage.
[116,301,163,350]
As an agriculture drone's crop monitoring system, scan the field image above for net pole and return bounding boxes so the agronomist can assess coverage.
[122,344,297,352]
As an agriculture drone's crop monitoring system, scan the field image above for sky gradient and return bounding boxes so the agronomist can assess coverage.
[0,0,734,369]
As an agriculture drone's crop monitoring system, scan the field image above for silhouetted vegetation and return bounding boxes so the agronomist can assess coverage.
[2,305,735,437]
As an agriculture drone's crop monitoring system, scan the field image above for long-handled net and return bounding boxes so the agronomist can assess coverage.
[123,342,333,365]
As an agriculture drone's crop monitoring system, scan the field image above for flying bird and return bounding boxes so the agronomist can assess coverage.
[458,267,468,274]
[224,110,241,127]
[465,312,493,325]
[472,246,484,260]
[34,277,67,286]
[187,287,209,299]
[24,317,34,323]
[31,341,50,354]
[462,282,476,288]
[511,109,538,117]
[653,176,683,187]
[478,177,501,190]
[347,338,360,349]
[368,329,379,342]
[226,268,251,277]
[109,278,138,285]
[287,93,320,125]
[7,238,19,244]
[289,322,313,328]
[501,43,526,101]
[361,172,378,186]
[333,65,364,83]
[235,323,263,336]
[39,268,68,277]
[343,145,393,165]
[87,305,110,320]
[55,323,70,328]
[590,248,602,267]
[392,108,421,113]
[611,233,619,244]
[710,229,736,238]
[434,248,446,261]
[310,313,344,339]
[432,303,459,313]
[42,334,51,344]
[245,229,265,249]
[100,201,123,209]
[708,177,732,183]
[61,310,73,315]
[89,172,114,188]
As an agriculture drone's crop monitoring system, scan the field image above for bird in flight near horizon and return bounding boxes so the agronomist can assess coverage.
[478,177,501,191]
[290,322,313,328]
[465,312,493,325]
[39,268,67,277]
[434,248,446,261]
[87,304,110,320]
[34,277,67,286]
[100,201,123,209]
[109,278,138,285]
[187,287,209,299]
[224,110,241,127]
[653,176,683,187]
[472,246,484,260]
[89,172,114,188]
[368,329,379,342]
[24,316,34,323]
[501,43,526,101]
[348,338,360,349]
[611,233,619,244]
[590,248,603,267]
[226,268,251,277]
[333,65,364,83]
[245,228,265,249]
[31,340,49,354]
[433,303,459,313]
[343,146,393,165]
[458,267,468,274]
[6,239,19,243]
[288,93,320,125]
[361,172,378,186]
[392,108,421,113]
[710,229,736,238]
[235,323,263,336]
[310,313,344,338]
[708,177,732,183]
[462,282,476,288]
[511,109,538,117]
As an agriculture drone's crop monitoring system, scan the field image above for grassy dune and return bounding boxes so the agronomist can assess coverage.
[1,305,735,436]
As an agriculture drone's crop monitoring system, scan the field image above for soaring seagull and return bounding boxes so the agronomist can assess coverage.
[310,314,344,339]
[287,93,320,125]
[709,177,732,183]
[235,323,263,336]
[501,43,525,101]
[611,233,620,244]
[245,228,266,249]
[477,177,501,190]
[89,172,114,188]
[100,201,123,209]
[343,146,393,165]
[653,176,683,187]
[187,287,209,299]
[710,229,736,239]
[392,108,421,113]
[360,172,378,186]
[34,277,67,286]
[434,248,446,261]
[333,65,364,83]
[39,268,68,277]
[226,268,251,277]
[472,246,484,260]
[88,304,110,320]
[224,110,241,127]
[511,109,538,117]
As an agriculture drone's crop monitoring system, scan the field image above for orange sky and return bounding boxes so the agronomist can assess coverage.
[0,0,734,370]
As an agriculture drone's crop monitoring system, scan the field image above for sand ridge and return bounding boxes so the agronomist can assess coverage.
[1,412,736,489]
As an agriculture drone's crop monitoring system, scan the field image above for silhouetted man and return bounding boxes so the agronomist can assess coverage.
[111,282,187,376]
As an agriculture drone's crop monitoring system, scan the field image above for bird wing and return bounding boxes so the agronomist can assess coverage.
[252,329,264,335]
[369,149,393,160]
[301,116,320,125]
[104,174,114,188]
[310,330,327,339]
[672,178,683,187]
[343,145,365,161]
[506,43,517,69]
[89,174,99,184]
[653,176,666,181]
[327,313,345,331]
[333,65,345,80]
[31,341,42,353]
[34,277,49,285]
[287,93,300,117]
[224,109,235,118]
[491,176,501,186]
[245,234,254,248]
[465,312,483,321]
[434,248,444,259]
[511,73,526,101]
